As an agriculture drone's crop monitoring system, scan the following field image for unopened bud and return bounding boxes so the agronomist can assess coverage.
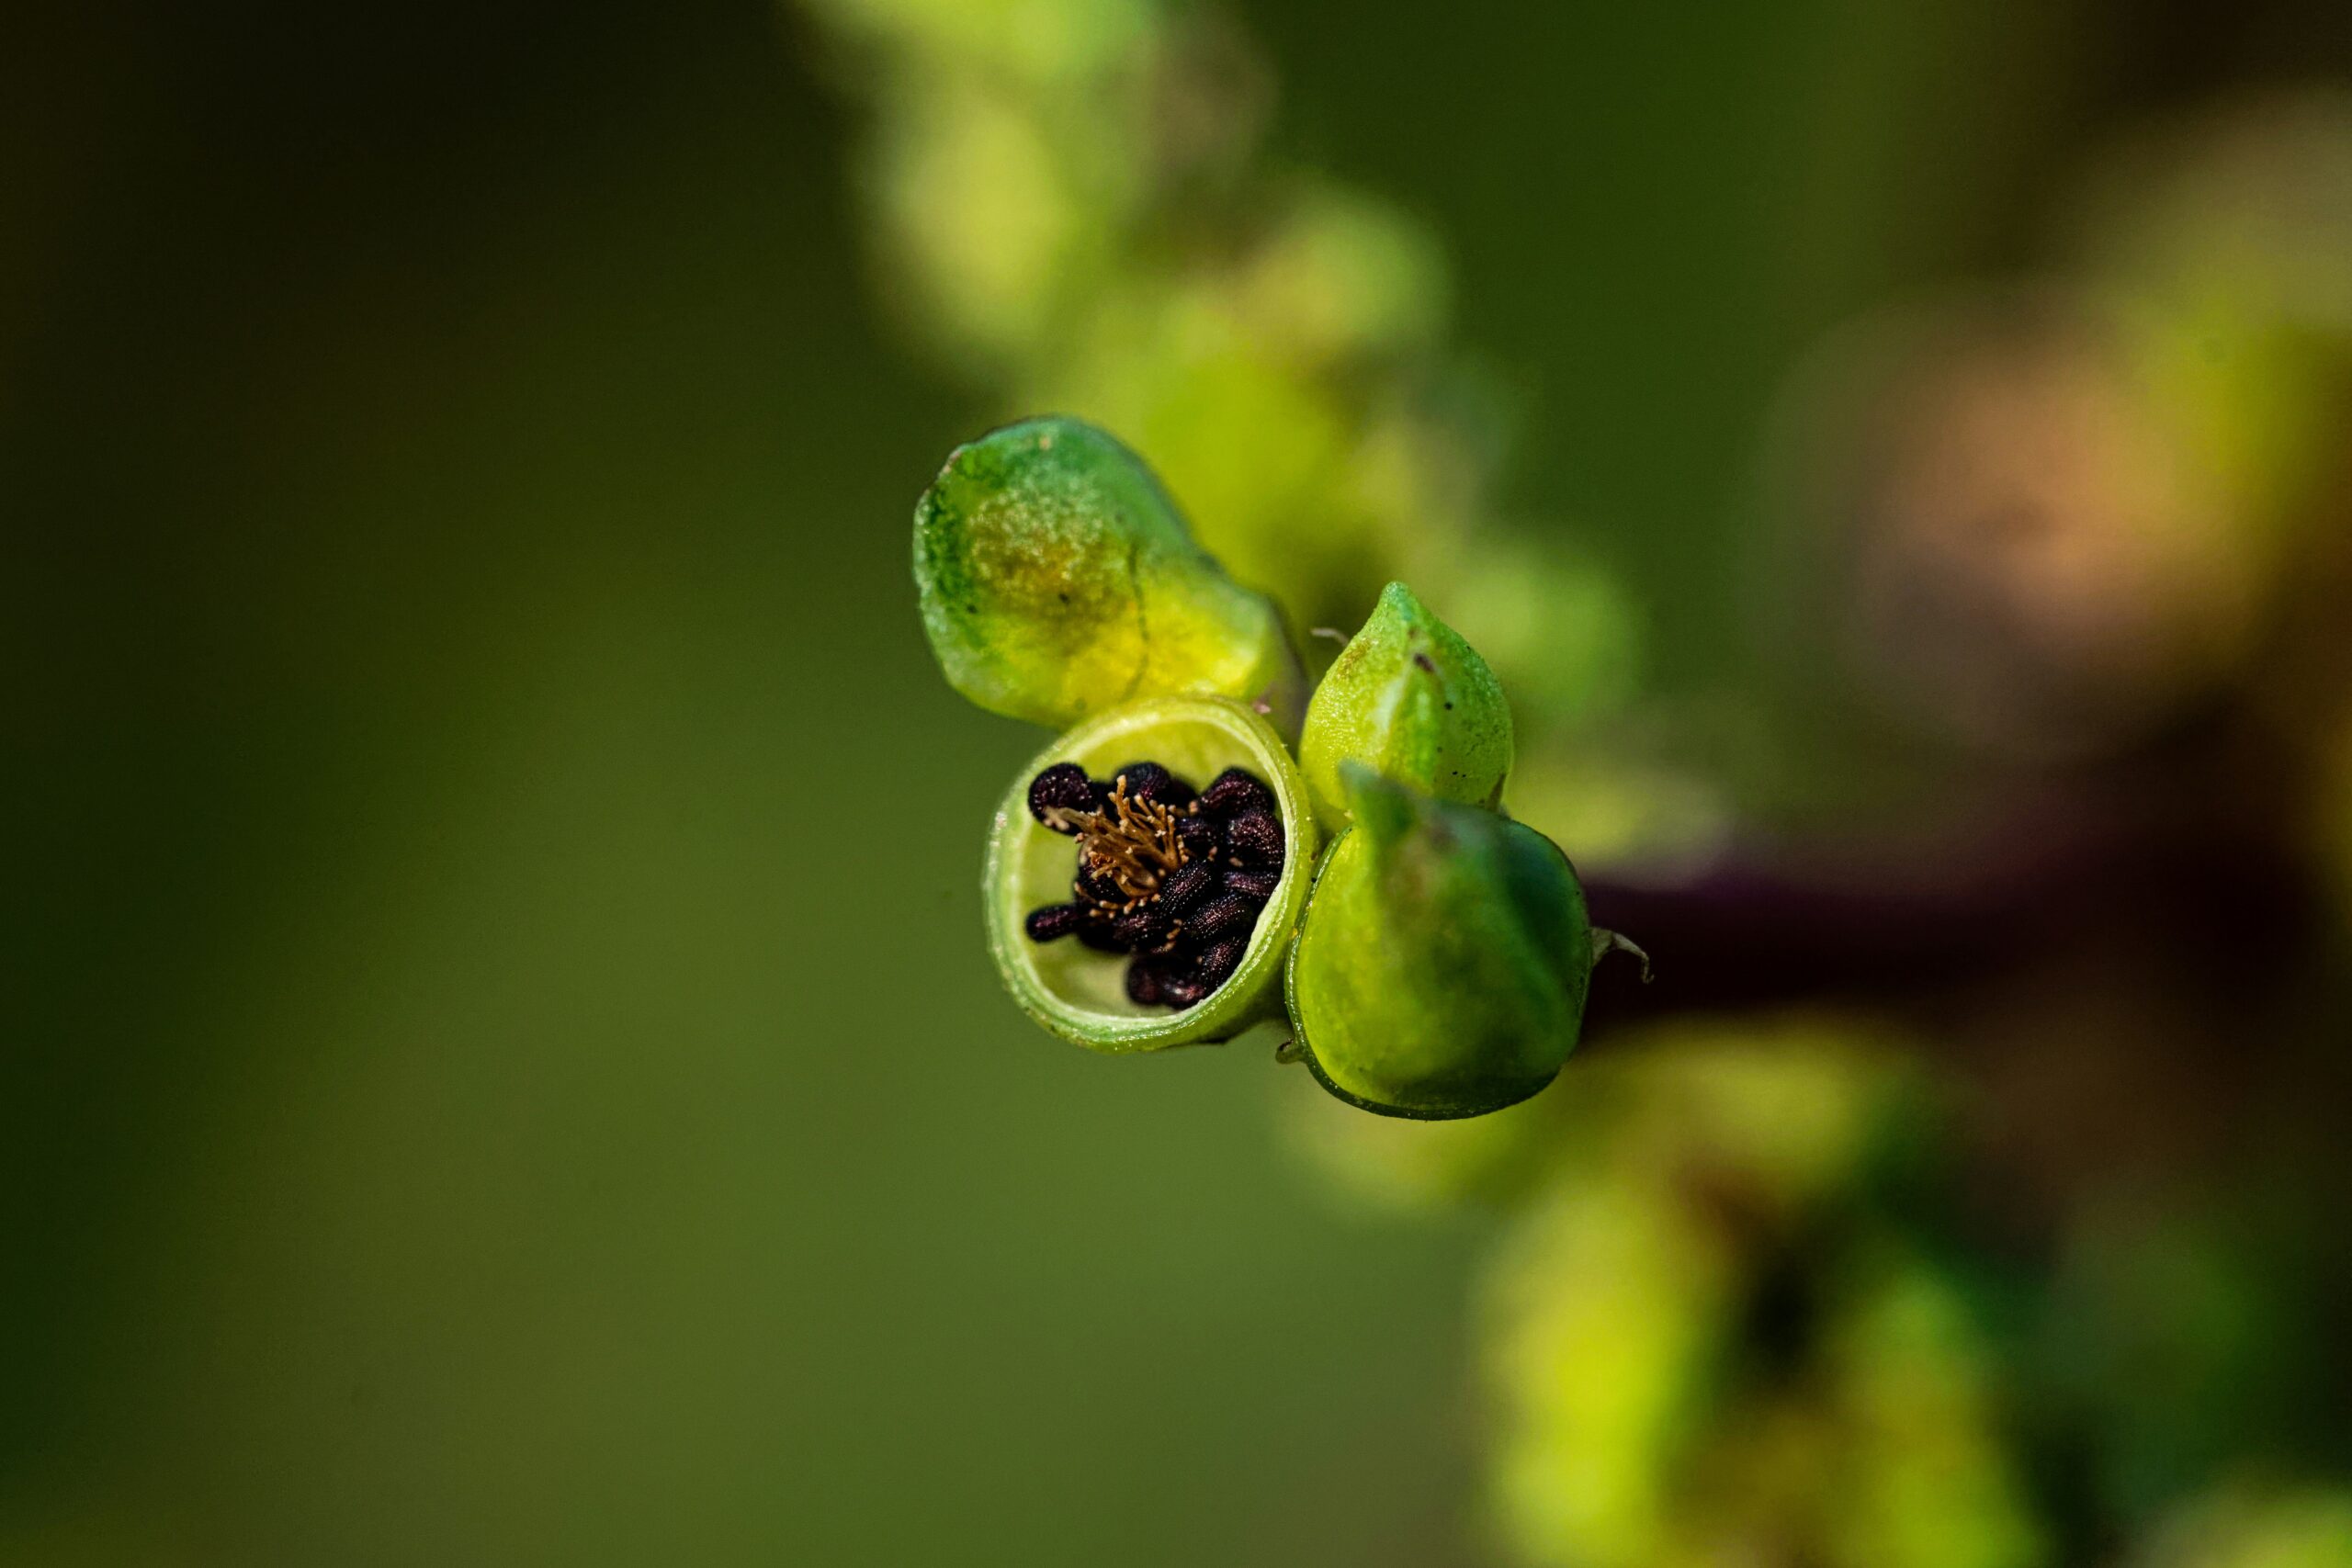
[915,417,1306,731]
[1297,581,1511,830]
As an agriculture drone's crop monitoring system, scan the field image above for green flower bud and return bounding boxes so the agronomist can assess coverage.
[915,416,1306,731]
[1285,765,1594,1118]
[985,694,1320,1052]
[1297,581,1512,831]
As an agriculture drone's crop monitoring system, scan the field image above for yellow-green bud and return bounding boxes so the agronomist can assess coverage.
[1297,581,1512,831]
[1285,765,1592,1118]
[915,416,1306,731]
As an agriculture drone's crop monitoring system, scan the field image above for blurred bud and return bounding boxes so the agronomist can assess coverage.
[802,0,1153,86]
[2131,1485,2352,1568]
[2066,94,2352,622]
[1230,186,1448,367]
[1298,581,1513,831]
[1476,1025,2033,1568]
[1819,1258,2046,1568]
[1039,302,1387,625]
[985,694,1318,1051]
[865,77,1118,371]
[1286,765,1592,1118]
[915,417,1306,730]
[1596,1019,1918,1216]
[1762,293,2256,764]
[1482,1179,1732,1568]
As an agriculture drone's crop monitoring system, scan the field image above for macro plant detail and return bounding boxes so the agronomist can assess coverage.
[915,413,1639,1111]
[817,0,2352,1559]
[24,0,2352,1562]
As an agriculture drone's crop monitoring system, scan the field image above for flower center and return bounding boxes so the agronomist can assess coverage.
[1043,776,1194,903]
[1021,760,1287,1010]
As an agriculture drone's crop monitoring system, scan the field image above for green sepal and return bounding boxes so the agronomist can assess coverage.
[1284,765,1590,1118]
[915,416,1306,732]
[984,695,1320,1053]
[1297,581,1512,831]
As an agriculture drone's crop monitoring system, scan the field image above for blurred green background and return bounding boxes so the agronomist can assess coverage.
[7,1,2351,1564]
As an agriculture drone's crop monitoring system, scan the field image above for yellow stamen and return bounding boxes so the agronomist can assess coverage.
[1044,775,1193,901]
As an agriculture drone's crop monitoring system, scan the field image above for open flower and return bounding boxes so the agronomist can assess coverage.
[983,695,1317,1050]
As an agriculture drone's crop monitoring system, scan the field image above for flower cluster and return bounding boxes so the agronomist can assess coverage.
[914,415,1640,1114]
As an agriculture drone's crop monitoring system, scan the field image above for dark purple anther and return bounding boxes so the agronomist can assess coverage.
[1159,861,1216,915]
[1175,815,1219,859]
[1189,893,1257,942]
[1113,761,1194,808]
[1195,937,1247,987]
[1125,960,1167,1007]
[1111,904,1172,951]
[1028,762,1101,829]
[1024,904,1086,942]
[1197,768,1273,819]
[1159,968,1212,1008]
[1223,868,1281,901]
[1223,810,1283,869]
[1077,917,1129,953]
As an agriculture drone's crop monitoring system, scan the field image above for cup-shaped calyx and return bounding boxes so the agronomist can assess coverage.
[1297,581,1511,831]
[1287,766,1594,1118]
[986,694,1320,1052]
[915,416,1306,732]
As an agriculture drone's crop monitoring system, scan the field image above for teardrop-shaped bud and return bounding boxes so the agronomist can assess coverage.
[986,695,1321,1052]
[1297,581,1513,831]
[1284,765,1592,1118]
[915,417,1306,732]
